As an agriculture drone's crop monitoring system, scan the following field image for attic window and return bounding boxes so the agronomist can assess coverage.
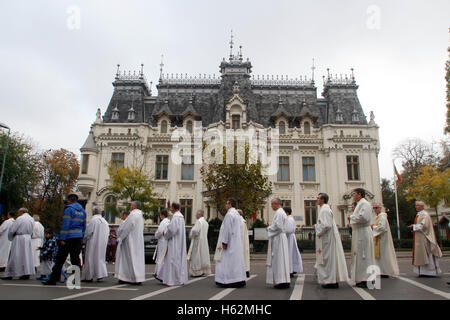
[128,109,135,121]
[111,109,119,120]
[161,120,168,133]
[336,113,343,122]
[279,121,286,134]
[304,121,311,135]
[232,115,240,130]
[352,113,359,122]
[186,120,193,134]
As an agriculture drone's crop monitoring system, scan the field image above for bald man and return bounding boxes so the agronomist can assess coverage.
[408,201,442,277]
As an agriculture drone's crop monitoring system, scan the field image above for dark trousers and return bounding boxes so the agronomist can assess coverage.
[106,244,117,262]
[49,238,82,282]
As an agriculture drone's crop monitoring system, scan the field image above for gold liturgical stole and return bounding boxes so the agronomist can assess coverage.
[374,214,382,259]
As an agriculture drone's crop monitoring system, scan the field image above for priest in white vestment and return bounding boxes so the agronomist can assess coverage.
[215,199,247,288]
[0,212,15,271]
[187,210,211,277]
[154,209,170,280]
[1,208,35,280]
[114,201,146,285]
[159,202,188,286]
[284,207,303,277]
[31,215,45,270]
[237,209,250,278]
[266,198,290,289]
[82,207,109,282]
[409,201,442,277]
[314,193,349,288]
[372,204,399,278]
[349,188,375,288]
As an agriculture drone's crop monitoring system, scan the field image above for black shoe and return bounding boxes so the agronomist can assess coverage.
[274,283,290,289]
[42,280,57,285]
[246,271,250,278]
[356,281,367,288]
[290,273,294,278]
[321,283,339,289]
[96,278,104,282]
[118,280,129,284]
[0,267,5,272]
[153,274,162,282]
[81,279,93,283]
[418,274,435,278]
[0,277,12,280]
[380,275,389,278]
[19,275,30,280]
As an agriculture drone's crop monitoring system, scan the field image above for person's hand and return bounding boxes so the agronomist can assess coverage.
[408,225,413,230]
[222,243,227,250]
[60,241,66,246]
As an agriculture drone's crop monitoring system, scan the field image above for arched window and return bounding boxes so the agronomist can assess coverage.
[186,120,193,134]
[232,115,240,130]
[279,121,286,134]
[304,121,311,135]
[104,195,117,224]
[161,120,167,133]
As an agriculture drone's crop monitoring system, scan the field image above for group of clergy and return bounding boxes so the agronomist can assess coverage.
[0,208,46,280]
[0,189,444,290]
[315,188,443,289]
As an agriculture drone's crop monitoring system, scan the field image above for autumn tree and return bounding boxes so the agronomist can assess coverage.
[201,143,272,221]
[0,132,40,217]
[407,165,450,221]
[445,45,449,135]
[28,149,80,231]
[106,162,158,220]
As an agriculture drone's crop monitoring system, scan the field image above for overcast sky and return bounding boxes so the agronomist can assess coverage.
[1,0,449,180]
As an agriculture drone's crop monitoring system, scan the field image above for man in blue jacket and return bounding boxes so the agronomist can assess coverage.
[43,193,86,285]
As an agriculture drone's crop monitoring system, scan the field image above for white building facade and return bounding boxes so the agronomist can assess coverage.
[78,47,382,227]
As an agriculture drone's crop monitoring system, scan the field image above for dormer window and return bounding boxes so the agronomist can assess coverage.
[161,120,168,133]
[111,107,119,120]
[232,115,240,130]
[304,121,311,135]
[128,107,135,121]
[279,121,286,134]
[336,112,344,122]
[186,120,193,134]
[352,113,359,122]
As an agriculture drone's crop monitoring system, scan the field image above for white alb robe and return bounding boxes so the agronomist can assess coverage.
[0,218,15,268]
[159,211,188,286]
[187,217,211,276]
[215,208,246,284]
[31,221,45,268]
[82,214,109,280]
[315,204,349,284]
[154,217,170,276]
[350,198,375,284]
[373,212,399,277]
[266,207,290,285]
[241,217,250,273]
[5,213,35,277]
[286,216,303,274]
[114,209,145,283]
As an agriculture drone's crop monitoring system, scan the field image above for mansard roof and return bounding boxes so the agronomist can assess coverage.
[102,56,368,128]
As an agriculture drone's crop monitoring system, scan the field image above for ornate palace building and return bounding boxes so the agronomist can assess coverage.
[78,42,382,227]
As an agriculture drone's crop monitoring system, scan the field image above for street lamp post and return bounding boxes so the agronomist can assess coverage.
[0,122,10,194]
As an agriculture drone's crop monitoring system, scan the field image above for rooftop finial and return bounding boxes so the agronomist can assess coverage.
[229,30,234,61]
[351,68,355,82]
[159,54,164,79]
[116,64,120,77]
[311,58,315,83]
[327,68,330,80]
[239,45,243,61]
[140,63,144,76]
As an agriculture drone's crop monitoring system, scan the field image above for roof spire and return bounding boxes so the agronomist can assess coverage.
[116,64,120,78]
[159,54,164,80]
[311,58,315,83]
[229,30,234,61]
[239,45,243,61]
[140,63,144,77]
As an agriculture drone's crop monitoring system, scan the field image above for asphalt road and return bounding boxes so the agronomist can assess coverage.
[0,256,448,300]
